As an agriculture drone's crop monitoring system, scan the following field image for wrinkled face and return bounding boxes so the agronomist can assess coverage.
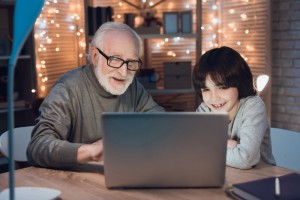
[201,75,240,121]
[91,30,138,95]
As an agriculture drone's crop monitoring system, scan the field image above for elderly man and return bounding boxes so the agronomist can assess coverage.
[27,22,164,168]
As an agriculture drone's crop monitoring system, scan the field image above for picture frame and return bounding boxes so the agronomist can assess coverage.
[180,11,192,33]
[163,12,179,34]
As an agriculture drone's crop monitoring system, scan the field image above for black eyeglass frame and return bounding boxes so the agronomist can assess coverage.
[96,47,142,71]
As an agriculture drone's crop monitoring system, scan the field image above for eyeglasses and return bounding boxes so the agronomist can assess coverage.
[96,48,142,71]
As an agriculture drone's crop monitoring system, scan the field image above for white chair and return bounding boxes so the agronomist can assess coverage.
[271,127,300,172]
[0,126,34,162]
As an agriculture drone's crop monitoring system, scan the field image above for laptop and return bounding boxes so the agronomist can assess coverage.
[101,112,228,188]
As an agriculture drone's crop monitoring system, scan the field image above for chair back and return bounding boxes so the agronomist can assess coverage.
[0,126,34,162]
[271,127,300,172]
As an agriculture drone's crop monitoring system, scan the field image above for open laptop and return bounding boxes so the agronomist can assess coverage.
[101,112,228,188]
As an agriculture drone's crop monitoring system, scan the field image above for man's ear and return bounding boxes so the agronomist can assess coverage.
[90,47,98,66]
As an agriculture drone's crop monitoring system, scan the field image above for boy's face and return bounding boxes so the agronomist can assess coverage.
[201,75,239,121]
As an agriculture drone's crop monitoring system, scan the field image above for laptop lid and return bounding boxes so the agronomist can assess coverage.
[102,112,228,188]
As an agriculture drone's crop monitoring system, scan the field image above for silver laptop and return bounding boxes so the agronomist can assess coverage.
[102,112,228,188]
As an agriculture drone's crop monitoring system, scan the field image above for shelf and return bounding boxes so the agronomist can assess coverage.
[140,33,198,39]
[0,55,32,60]
[87,33,198,41]
[0,0,14,6]
[0,100,30,113]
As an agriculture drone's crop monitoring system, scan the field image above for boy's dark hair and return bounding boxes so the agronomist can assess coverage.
[192,46,256,102]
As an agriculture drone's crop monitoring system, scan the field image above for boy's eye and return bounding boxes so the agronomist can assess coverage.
[201,88,209,92]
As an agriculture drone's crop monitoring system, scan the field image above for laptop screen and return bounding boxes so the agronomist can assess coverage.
[102,112,228,188]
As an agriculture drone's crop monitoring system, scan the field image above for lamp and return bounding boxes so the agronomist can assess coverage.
[0,0,60,199]
[256,74,269,94]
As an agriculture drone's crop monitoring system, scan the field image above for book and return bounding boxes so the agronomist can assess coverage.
[226,173,300,200]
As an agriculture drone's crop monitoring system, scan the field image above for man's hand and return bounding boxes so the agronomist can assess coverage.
[77,140,103,164]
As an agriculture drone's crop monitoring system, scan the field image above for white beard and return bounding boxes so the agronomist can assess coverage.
[94,62,134,95]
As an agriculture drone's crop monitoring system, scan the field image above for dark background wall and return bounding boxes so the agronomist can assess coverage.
[271,0,300,132]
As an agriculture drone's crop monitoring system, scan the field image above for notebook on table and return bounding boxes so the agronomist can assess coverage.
[101,112,228,188]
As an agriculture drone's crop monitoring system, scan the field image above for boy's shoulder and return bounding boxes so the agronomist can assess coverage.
[239,96,266,113]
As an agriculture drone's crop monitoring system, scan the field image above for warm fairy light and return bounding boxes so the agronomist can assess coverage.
[240,14,247,20]
[79,41,85,48]
[202,0,265,65]
[212,18,218,25]
[118,2,122,6]
[35,1,86,97]
[185,3,191,9]
[212,4,218,10]
[69,25,75,30]
[31,89,36,93]
[173,37,181,42]
[167,51,173,56]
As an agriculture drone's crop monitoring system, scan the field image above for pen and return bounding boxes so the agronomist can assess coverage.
[275,177,280,198]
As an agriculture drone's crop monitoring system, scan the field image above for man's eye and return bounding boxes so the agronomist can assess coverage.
[201,88,209,92]
[110,57,122,61]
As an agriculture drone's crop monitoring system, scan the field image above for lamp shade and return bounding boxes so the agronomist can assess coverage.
[256,75,269,92]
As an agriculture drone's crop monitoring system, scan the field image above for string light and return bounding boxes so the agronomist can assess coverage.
[34,0,86,97]
[201,0,258,63]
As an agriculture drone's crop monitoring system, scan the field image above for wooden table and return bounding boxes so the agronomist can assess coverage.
[0,162,294,200]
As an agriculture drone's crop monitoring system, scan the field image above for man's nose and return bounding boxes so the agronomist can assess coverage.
[117,63,128,76]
